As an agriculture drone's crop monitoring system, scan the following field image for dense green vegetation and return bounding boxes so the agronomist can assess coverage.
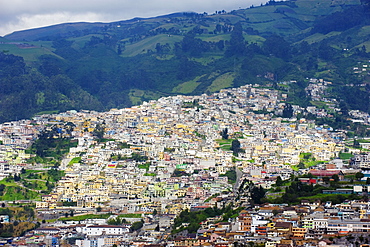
[220,167,237,184]
[0,205,38,237]
[107,217,128,225]
[266,179,360,205]
[0,168,64,200]
[28,125,77,162]
[339,152,354,160]
[131,220,144,231]
[0,0,369,125]
[69,157,82,166]
[172,204,242,234]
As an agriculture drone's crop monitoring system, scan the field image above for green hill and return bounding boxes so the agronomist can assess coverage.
[0,0,369,125]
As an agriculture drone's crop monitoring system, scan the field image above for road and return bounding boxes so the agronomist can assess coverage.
[233,167,243,194]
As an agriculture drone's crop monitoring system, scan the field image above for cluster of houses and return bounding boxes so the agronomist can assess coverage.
[353,61,370,76]
[1,83,370,246]
[10,199,370,247]
[28,84,350,212]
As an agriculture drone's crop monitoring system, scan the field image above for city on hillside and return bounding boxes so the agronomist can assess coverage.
[1,82,370,247]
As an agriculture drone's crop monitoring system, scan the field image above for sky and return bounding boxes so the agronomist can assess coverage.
[0,0,264,37]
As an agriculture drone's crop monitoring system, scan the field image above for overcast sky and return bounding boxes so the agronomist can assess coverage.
[0,0,264,37]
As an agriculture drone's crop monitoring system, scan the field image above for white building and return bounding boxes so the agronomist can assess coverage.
[80,225,130,236]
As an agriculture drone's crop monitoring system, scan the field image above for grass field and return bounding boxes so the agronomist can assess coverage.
[59,213,111,221]
[0,185,41,201]
[121,34,182,57]
[119,213,142,218]
[310,101,330,109]
[302,31,341,44]
[0,180,18,187]
[172,75,205,94]
[191,55,223,66]
[129,89,163,106]
[69,157,82,166]
[35,110,60,116]
[70,34,105,49]
[0,43,56,62]
[200,34,230,42]
[215,139,233,151]
[207,72,234,93]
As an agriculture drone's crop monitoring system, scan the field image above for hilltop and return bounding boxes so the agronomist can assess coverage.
[0,0,369,124]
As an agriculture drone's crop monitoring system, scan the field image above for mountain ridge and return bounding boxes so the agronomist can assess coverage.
[3,12,198,41]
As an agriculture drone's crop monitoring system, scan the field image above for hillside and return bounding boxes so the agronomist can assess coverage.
[0,0,369,126]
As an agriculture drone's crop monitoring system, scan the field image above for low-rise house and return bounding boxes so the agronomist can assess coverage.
[80,225,130,236]
[309,170,344,181]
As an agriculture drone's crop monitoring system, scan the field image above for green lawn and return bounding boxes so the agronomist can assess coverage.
[339,153,354,160]
[0,186,41,201]
[0,180,18,186]
[298,193,360,204]
[216,139,233,145]
[216,139,233,151]
[119,213,142,218]
[59,213,111,221]
[69,157,82,166]
[358,139,370,143]
[0,43,58,62]
[121,34,183,57]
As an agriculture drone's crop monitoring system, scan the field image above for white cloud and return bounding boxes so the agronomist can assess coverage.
[0,0,263,36]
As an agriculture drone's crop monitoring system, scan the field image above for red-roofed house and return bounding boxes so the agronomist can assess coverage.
[309,170,344,180]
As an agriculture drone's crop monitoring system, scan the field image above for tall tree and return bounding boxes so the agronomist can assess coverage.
[231,139,241,155]
[225,22,246,57]
[221,128,229,139]
[263,34,290,60]
[282,103,294,118]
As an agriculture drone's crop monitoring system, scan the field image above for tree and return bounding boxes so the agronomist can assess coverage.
[117,44,123,55]
[221,128,229,139]
[298,162,305,169]
[14,174,21,182]
[131,220,144,231]
[275,176,283,186]
[282,103,293,118]
[107,217,127,225]
[231,139,241,155]
[332,174,339,182]
[225,22,246,57]
[355,172,364,181]
[93,123,105,140]
[353,139,361,148]
[262,34,291,60]
[251,185,266,205]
